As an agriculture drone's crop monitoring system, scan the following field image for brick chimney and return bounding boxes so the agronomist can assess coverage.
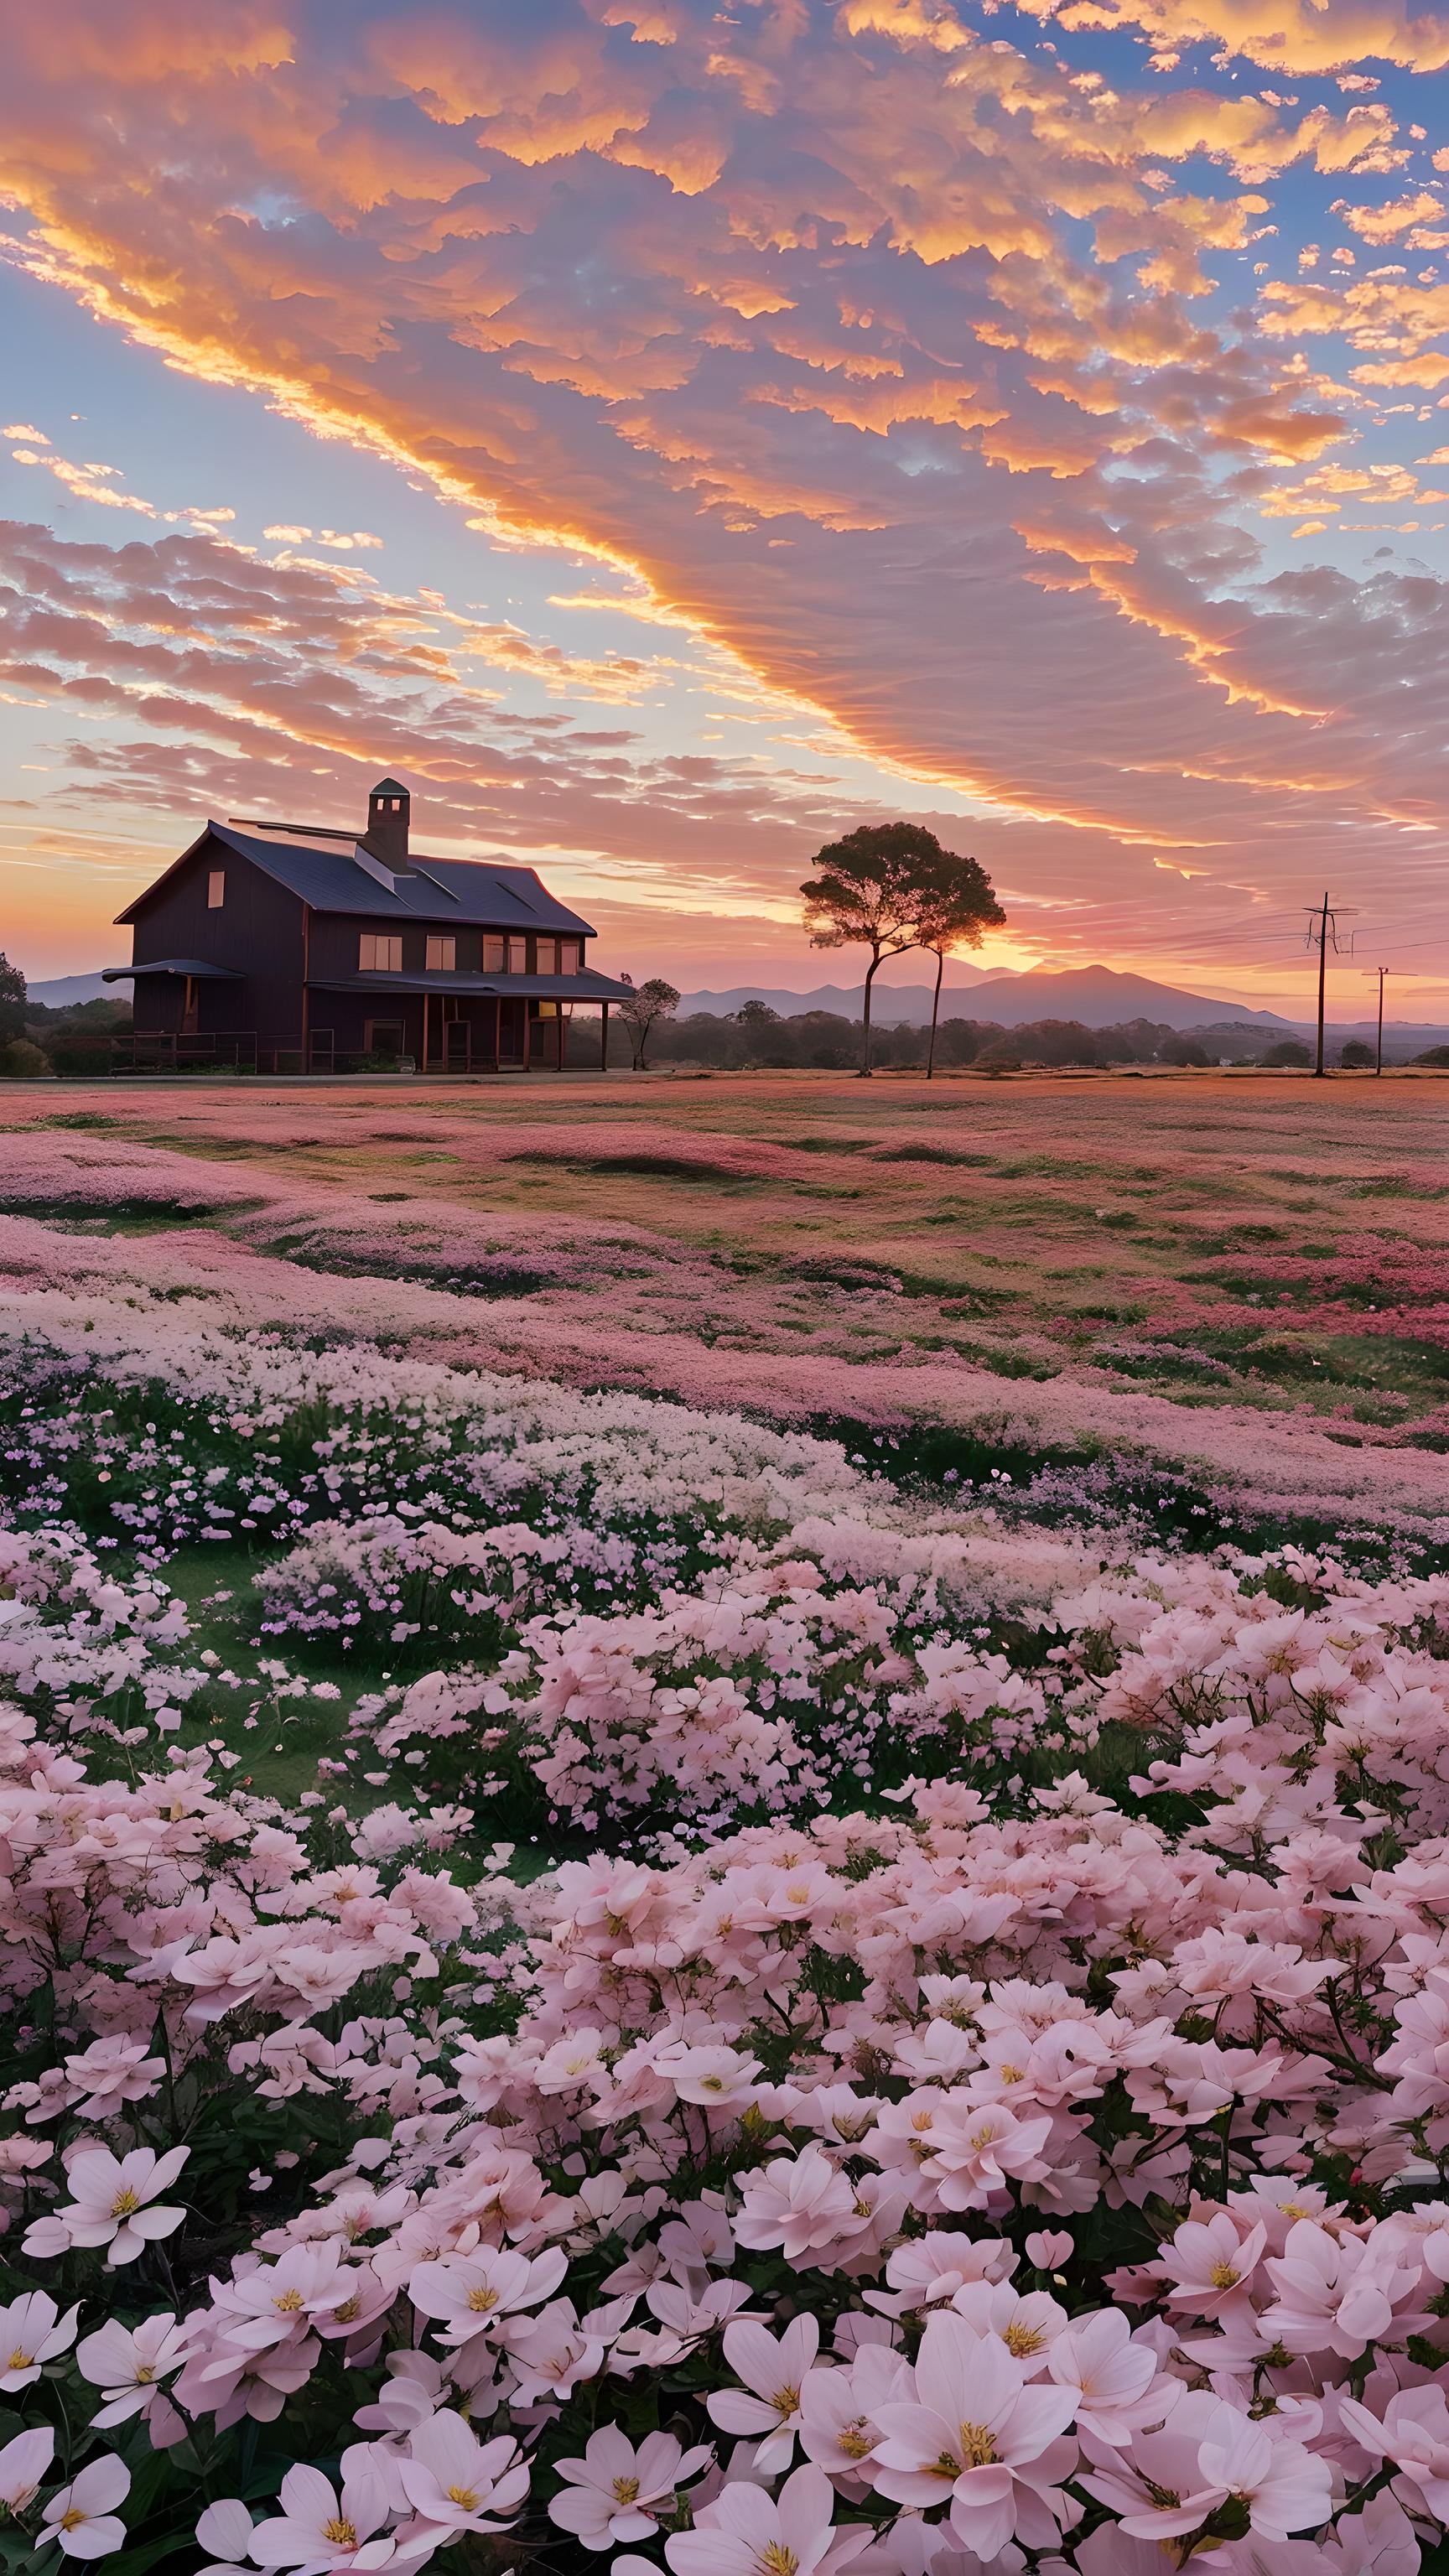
[362,776,410,871]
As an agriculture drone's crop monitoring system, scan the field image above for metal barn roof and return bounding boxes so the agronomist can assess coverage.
[117,823,599,937]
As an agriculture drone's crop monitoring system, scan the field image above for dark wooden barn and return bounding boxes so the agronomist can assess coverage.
[105,776,633,1073]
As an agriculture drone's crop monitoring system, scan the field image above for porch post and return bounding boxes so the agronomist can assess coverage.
[600,1003,609,1070]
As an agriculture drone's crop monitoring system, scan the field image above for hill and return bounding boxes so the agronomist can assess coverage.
[958,964,1290,1031]
[680,965,1288,1031]
[24,972,122,1006]
[678,974,993,1026]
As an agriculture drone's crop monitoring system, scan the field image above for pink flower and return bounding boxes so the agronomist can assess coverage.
[1339,2385,1449,2520]
[1026,2231,1073,2271]
[76,2314,190,2438]
[1046,2311,1164,2447]
[871,2317,1079,2560]
[62,2038,165,2122]
[0,2423,54,2511]
[665,2463,866,2576]
[548,2428,711,2548]
[1155,2212,1266,2318]
[734,2148,865,2262]
[250,2455,396,2572]
[1078,2388,1228,2539]
[798,2345,907,2485]
[1196,2402,1332,2541]
[395,2412,529,2537]
[917,2101,1055,2211]
[37,2455,131,2561]
[25,2147,188,2267]
[1260,2219,1423,2360]
[195,2500,257,2576]
[407,2243,566,2345]
[0,2289,80,2390]
[656,2044,764,2107]
[706,2315,820,2473]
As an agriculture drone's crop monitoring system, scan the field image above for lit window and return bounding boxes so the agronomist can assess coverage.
[559,938,581,974]
[207,870,226,909]
[426,935,456,971]
[536,937,558,974]
[506,936,528,974]
[482,935,505,972]
[359,933,402,972]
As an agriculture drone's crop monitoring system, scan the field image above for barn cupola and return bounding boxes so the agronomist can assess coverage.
[362,776,411,872]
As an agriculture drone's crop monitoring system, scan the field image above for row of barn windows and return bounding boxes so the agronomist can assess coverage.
[358,933,584,974]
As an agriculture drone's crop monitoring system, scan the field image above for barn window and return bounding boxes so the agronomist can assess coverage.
[207,870,226,909]
[425,935,456,971]
[481,935,505,972]
[536,937,558,974]
[359,933,403,972]
[559,938,582,973]
[506,935,528,974]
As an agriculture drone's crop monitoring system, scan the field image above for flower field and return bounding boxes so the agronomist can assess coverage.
[3,1073,1449,2576]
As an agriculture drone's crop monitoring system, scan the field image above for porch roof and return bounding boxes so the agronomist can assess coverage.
[306,969,631,1001]
[103,958,244,980]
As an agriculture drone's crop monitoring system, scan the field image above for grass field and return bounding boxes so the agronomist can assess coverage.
[5,1066,1447,1451]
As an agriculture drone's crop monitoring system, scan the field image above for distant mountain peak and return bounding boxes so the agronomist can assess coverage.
[678,966,1290,1031]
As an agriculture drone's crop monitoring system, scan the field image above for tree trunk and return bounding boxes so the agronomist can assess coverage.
[926,945,943,1078]
[859,949,881,1076]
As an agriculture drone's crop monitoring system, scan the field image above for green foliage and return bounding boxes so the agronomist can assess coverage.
[0,951,26,1043]
[0,1037,51,1078]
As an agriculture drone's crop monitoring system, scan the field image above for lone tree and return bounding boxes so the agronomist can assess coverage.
[618,976,679,1072]
[801,823,1000,1075]
[912,853,1005,1078]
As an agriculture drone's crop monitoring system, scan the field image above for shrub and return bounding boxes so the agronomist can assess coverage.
[1261,1037,1312,1067]
[0,1036,52,1078]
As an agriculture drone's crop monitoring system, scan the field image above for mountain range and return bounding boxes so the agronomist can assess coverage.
[681,964,1291,1032]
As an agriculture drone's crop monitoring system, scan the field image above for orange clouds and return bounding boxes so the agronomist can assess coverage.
[0,0,1447,969]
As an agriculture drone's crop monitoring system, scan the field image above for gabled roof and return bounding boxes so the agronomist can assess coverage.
[370,776,409,796]
[116,823,598,937]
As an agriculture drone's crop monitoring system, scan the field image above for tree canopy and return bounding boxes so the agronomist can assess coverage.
[799,823,1004,1074]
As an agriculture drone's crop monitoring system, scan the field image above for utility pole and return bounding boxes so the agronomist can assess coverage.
[1302,895,1357,1077]
[1362,966,1394,1074]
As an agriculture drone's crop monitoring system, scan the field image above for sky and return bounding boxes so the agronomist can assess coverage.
[2,0,1448,1018]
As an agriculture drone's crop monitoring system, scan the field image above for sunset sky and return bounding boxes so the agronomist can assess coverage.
[3,0,1449,1015]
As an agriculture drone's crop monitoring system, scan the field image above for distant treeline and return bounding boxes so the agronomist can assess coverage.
[609,1006,1343,1072]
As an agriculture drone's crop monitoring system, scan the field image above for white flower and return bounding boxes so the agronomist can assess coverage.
[0,2289,80,2391]
[549,2428,712,2549]
[38,2455,131,2561]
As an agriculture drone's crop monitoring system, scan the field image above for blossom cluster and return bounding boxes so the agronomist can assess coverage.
[3,1277,1449,2576]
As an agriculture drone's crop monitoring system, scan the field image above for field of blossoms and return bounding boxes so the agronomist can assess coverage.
[3,1071,1449,2576]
